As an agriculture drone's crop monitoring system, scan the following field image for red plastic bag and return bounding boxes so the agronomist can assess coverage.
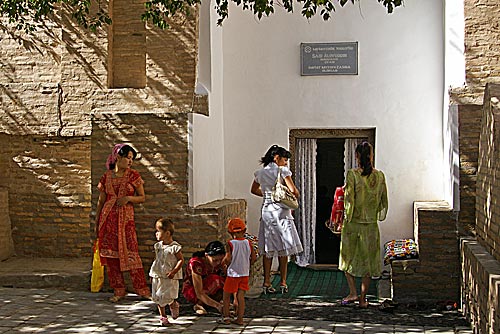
[326,186,345,234]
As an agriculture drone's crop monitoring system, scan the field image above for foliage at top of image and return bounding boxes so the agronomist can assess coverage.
[0,0,403,32]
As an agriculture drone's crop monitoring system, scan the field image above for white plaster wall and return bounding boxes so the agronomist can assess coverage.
[191,0,225,206]
[221,0,446,245]
[443,0,465,211]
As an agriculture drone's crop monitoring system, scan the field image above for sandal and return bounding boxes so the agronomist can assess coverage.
[160,316,170,326]
[216,316,232,325]
[359,299,369,309]
[109,295,124,303]
[193,304,207,315]
[262,285,276,294]
[169,301,180,319]
[379,300,396,313]
[340,296,358,306]
[231,319,244,326]
[279,284,288,294]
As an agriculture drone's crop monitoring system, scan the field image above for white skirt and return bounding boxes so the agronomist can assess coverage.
[151,277,179,307]
[258,194,303,258]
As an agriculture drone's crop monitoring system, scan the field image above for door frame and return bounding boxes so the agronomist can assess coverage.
[289,128,376,175]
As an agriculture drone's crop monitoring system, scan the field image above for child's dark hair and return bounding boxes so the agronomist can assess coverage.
[355,141,373,176]
[108,145,137,170]
[156,218,175,235]
[192,240,226,258]
[260,145,291,166]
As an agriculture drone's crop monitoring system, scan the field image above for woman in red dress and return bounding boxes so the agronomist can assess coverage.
[95,144,151,302]
[182,241,226,315]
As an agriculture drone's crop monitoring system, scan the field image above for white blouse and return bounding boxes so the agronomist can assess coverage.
[149,241,183,280]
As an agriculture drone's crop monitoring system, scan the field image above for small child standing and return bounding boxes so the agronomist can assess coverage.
[149,218,184,326]
[218,218,256,325]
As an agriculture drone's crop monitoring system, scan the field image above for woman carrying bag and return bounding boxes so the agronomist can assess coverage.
[251,145,303,294]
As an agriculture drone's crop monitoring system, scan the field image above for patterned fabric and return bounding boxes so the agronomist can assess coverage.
[295,138,316,267]
[244,232,260,257]
[182,256,225,304]
[106,257,150,297]
[339,169,388,277]
[97,168,145,271]
[343,169,388,224]
[383,239,419,265]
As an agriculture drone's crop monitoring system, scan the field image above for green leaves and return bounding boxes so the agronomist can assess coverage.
[378,0,403,14]
[0,0,403,31]
[142,0,201,29]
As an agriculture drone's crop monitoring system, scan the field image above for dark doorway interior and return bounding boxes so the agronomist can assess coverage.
[315,138,345,264]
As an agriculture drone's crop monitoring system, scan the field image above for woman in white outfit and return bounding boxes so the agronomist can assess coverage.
[251,145,303,294]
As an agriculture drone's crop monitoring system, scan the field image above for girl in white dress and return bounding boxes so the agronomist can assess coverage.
[149,218,184,326]
[251,145,303,294]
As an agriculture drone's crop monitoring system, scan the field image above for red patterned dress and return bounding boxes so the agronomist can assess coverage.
[97,168,150,297]
[182,256,225,304]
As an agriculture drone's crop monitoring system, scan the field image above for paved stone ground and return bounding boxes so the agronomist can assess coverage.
[0,288,472,333]
[181,295,470,328]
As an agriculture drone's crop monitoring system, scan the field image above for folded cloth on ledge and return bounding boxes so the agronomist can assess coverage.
[384,239,419,265]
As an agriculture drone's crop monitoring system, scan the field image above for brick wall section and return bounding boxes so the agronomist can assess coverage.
[463,0,500,102]
[0,0,214,263]
[108,0,147,88]
[476,83,500,260]
[0,188,14,260]
[458,104,482,235]
[460,83,500,332]
[461,239,500,334]
[0,134,91,257]
[0,3,201,137]
[391,201,460,304]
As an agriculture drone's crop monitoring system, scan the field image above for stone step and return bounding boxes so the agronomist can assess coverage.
[0,257,91,291]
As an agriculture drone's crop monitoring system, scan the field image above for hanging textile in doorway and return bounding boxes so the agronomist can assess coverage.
[344,138,365,181]
[295,138,317,267]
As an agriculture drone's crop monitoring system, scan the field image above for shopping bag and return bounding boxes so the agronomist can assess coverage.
[90,239,104,292]
[326,186,345,234]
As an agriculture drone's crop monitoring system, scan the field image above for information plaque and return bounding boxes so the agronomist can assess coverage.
[300,42,358,76]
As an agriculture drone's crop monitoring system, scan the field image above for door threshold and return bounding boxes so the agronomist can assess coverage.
[307,264,339,271]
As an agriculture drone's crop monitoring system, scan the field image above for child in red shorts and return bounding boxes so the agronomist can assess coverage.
[217,218,256,325]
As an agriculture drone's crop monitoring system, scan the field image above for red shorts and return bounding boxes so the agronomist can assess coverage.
[223,276,249,293]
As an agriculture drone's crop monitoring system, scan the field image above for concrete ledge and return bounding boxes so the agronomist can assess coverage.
[0,257,91,290]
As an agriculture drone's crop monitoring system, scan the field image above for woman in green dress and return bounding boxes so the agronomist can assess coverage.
[339,141,388,308]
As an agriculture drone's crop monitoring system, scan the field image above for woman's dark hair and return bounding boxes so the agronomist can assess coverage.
[192,240,226,258]
[108,145,137,170]
[355,141,373,176]
[260,145,291,166]
[119,145,137,160]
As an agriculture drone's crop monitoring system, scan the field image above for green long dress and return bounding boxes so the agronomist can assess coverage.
[339,168,388,277]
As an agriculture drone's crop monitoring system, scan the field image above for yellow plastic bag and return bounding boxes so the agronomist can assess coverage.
[90,239,104,292]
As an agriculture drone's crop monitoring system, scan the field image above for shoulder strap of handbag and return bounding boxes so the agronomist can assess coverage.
[276,167,283,185]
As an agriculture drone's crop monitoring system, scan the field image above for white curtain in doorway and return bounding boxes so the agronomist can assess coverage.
[344,138,364,181]
[295,138,317,267]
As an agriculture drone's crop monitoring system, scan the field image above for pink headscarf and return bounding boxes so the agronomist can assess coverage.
[105,143,126,170]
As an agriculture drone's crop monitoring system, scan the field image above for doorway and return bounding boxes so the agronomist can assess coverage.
[289,128,375,267]
[315,139,345,264]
